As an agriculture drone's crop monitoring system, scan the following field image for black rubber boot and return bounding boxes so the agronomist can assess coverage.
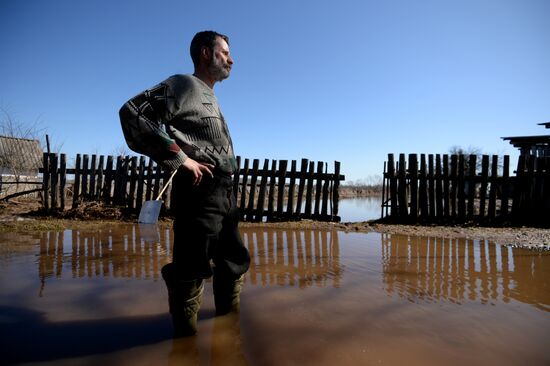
[213,267,244,316]
[162,263,204,337]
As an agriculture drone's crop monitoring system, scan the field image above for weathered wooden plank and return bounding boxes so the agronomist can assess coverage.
[96,155,105,200]
[479,155,489,219]
[233,156,241,201]
[276,160,288,218]
[73,154,82,208]
[239,158,250,220]
[488,155,498,220]
[82,154,89,200]
[428,154,435,219]
[287,160,297,218]
[388,154,397,217]
[457,155,466,221]
[314,161,323,217]
[304,161,315,218]
[467,155,476,219]
[59,154,66,210]
[50,154,58,209]
[295,158,309,218]
[136,156,146,210]
[127,156,138,210]
[435,154,443,218]
[409,154,418,221]
[42,153,50,210]
[246,159,260,221]
[333,161,341,219]
[442,155,450,218]
[321,162,330,218]
[103,155,114,203]
[267,160,277,220]
[450,155,458,218]
[89,155,97,199]
[255,159,270,222]
[419,154,428,219]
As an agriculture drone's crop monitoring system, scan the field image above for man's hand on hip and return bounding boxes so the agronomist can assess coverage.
[182,158,214,186]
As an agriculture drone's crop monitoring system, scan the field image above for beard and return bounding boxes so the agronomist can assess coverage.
[207,55,231,82]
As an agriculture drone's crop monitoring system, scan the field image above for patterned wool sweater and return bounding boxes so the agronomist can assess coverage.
[119,74,237,174]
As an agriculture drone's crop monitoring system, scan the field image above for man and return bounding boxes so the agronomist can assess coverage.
[119,31,250,337]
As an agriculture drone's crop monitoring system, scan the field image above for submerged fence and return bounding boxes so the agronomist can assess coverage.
[41,153,344,222]
[381,153,549,227]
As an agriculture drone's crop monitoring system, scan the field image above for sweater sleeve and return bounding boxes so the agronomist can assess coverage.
[119,76,187,170]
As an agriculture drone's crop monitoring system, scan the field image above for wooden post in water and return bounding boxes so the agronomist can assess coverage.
[82,155,89,201]
[450,155,458,218]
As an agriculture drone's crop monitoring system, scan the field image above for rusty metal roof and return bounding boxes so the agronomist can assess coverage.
[0,135,43,172]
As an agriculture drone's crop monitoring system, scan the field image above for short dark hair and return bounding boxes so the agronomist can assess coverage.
[190,30,229,68]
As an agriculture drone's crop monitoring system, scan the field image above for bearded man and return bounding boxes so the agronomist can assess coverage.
[119,30,250,337]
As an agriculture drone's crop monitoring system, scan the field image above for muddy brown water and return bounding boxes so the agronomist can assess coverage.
[0,224,548,366]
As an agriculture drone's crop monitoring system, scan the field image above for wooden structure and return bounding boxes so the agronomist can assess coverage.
[41,153,345,222]
[0,135,43,198]
[381,153,550,227]
[502,122,550,158]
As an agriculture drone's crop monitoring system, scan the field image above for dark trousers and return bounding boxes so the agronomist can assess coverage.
[170,170,250,280]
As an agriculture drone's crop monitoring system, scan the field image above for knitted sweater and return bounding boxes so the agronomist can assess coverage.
[119,74,237,174]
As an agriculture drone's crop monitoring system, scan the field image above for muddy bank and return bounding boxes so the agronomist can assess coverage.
[1,198,548,250]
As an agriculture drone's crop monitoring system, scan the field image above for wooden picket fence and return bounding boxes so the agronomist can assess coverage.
[41,153,345,222]
[381,153,550,227]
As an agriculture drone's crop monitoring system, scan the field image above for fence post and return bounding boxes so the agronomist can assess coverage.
[387,154,397,218]
[42,153,50,210]
[409,154,418,222]
[398,154,408,220]
[333,161,341,219]
[59,154,66,210]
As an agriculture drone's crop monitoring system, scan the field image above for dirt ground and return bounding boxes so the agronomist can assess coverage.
[1,197,549,250]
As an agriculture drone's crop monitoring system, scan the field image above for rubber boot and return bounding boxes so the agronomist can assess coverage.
[213,267,244,316]
[162,263,204,337]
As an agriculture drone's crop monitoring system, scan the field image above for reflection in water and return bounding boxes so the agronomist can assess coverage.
[37,225,171,283]
[381,234,549,311]
[2,224,549,365]
[242,229,342,289]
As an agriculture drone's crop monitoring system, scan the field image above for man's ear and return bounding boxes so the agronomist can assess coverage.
[200,46,211,62]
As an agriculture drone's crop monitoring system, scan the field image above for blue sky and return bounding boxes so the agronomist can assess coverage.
[1,0,548,182]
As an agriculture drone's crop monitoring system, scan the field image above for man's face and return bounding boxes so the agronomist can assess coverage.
[207,37,233,82]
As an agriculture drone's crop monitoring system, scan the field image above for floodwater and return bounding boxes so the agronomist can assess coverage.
[338,196,383,222]
[0,224,548,366]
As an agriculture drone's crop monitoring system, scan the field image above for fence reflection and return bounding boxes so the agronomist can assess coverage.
[37,225,171,282]
[381,234,549,310]
[242,228,342,288]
